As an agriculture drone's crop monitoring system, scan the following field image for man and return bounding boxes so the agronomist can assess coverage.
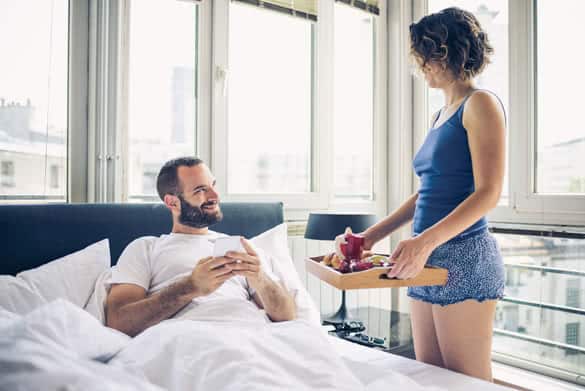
[106,157,296,337]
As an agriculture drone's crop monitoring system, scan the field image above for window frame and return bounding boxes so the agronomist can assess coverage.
[330,1,388,218]
[505,0,585,224]
[210,0,387,220]
[84,0,206,203]
[0,0,81,203]
[211,0,329,212]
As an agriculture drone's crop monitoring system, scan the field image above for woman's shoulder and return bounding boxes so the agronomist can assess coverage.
[462,90,506,129]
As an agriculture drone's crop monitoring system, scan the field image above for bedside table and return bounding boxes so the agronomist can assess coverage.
[325,307,416,360]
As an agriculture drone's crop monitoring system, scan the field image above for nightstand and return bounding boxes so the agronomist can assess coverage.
[325,306,416,360]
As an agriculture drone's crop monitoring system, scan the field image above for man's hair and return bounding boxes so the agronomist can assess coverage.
[156,157,204,201]
[409,7,493,81]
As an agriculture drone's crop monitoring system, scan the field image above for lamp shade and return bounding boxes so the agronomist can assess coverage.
[304,213,376,241]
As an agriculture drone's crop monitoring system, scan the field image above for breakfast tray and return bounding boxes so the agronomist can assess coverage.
[305,255,448,290]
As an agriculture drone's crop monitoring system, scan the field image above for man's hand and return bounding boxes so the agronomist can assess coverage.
[189,256,235,296]
[224,238,269,291]
[225,238,295,322]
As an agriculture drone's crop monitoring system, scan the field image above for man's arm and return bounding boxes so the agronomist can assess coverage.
[226,239,296,322]
[251,280,296,322]
[106,256,236,336]
[106,277,197,337]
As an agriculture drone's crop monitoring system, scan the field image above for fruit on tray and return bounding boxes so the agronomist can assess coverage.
[368,255,388,266]
[350,260,374,272]
[322,253,333,266]
[338,260,351,274]
[321,253,390,273]
[330,254,343,270]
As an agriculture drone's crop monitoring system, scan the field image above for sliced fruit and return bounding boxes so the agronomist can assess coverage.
[330,254,342,270]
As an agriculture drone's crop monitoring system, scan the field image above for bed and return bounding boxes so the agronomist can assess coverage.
[0,202,512,390]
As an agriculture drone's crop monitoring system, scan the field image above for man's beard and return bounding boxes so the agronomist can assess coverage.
[178,195,223,229]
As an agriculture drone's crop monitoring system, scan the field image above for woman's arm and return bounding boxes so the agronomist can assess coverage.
[362,192,418,249]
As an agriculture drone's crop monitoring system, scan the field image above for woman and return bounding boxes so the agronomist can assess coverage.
[341,7,506,381]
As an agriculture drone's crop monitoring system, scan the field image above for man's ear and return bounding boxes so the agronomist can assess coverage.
[163,194,180,210]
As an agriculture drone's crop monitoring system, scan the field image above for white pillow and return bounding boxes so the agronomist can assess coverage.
[250,223,321,326]
[0,276,48,315]
[0,239,110,315]
[84,268,112,323]
[1,299,129,362]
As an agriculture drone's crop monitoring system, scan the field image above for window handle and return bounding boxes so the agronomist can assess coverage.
[216,65,229,97]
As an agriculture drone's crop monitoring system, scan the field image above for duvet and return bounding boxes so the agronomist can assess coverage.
[0,299,439,391]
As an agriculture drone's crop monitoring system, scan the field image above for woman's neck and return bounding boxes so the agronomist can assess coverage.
[442,80,476,106]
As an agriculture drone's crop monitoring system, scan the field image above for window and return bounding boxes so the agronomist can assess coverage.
[50,164,59,189]
[536,1,585,195]
[333,4,375,200]
[1,161,15,188]
[0,0,68,201]
[565,323,579,355]
[127,0,198,201]
[426,1,509,203]
[227,2,312,194]
[494,231,585,375]
[566,279,581,309]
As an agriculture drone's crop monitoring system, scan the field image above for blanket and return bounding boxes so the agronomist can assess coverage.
[0,299,439,391]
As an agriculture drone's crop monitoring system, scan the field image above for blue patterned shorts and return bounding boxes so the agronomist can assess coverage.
[407,229,505,306]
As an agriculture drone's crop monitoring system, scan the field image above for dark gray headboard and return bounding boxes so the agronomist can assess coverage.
[0,202,283,276]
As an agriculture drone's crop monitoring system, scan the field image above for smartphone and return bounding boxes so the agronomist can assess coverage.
[213,236,245,257]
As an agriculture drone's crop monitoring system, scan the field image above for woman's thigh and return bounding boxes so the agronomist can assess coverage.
[410,298,444,367]
[432,299,497,381]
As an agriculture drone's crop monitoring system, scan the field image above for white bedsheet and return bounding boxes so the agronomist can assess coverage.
[0,300,161,391]
[110,300,441,391]
[0,299,443,391]
[330,336,513,391]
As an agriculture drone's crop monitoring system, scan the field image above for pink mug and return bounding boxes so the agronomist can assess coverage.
[341,233,365,261]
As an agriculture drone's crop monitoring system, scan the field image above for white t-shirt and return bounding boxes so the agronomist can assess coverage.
[108,231,280,322]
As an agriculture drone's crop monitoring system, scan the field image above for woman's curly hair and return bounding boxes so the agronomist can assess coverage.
[409,7,493,80]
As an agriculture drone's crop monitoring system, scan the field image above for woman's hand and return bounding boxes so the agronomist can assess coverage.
[334,227,374,260]
[387,235,437,279]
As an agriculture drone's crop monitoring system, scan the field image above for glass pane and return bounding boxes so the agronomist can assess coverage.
[127,0,197,201]
[228,2,312,194]
[426,1,509,203]
[334,4,374,200]
[536,1,585,194]
[494,233,585,375]
[0,1,68,202]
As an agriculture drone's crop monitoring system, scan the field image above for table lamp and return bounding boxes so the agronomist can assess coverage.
[304,212,377,331]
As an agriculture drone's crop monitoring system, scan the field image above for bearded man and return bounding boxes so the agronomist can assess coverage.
[105,157,296,336]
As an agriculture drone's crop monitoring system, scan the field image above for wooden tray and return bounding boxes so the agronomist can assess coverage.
[305,255,448,290]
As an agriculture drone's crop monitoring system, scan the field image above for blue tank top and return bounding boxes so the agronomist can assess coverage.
[412,91,500,238]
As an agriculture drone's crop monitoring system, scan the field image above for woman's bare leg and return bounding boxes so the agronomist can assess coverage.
[433,299,497,381]
[410,298,444,367]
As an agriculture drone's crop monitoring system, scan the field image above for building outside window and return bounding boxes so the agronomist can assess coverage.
[49,164,59,189]
[566,322,580,356]
[227,2,312,194]
[127,0,198,201]
[1,161,15,188]
[0,0,68,201]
